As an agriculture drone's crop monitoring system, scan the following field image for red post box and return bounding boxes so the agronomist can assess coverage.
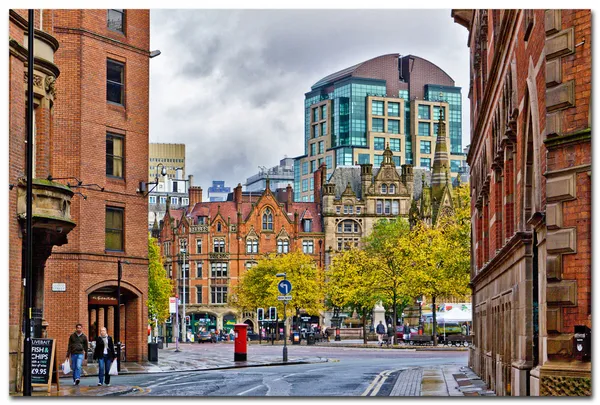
[234,323,248,361]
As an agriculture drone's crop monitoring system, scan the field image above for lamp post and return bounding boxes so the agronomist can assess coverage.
[179,239,188,344]
[276,272,288,362]
[116,259,129,371]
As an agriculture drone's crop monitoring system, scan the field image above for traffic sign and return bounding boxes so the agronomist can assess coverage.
[277,295,292,301]
[278,280,292,295]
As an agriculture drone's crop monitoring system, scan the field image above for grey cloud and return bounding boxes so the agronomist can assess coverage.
[149,9,470,196]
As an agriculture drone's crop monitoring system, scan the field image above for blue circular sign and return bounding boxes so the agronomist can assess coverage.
[278,280,292,295]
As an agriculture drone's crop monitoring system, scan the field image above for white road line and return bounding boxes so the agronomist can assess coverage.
[237,384,265,396]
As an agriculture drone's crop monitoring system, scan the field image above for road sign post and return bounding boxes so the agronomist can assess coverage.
[276,273,291,363]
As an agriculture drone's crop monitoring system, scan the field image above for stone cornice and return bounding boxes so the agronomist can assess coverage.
[544,128,591,150]
[471,231,532,287]
[53,26,151,57]
[9,38,60,78]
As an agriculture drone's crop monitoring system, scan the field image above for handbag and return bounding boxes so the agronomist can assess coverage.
[62,358,71,375]
[108,359,118,376]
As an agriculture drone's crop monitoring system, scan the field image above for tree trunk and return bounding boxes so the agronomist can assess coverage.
[392,296,398,345]
[362,308,368,345]
[432,296,438,346]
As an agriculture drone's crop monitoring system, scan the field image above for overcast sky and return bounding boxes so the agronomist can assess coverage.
[149,9,470,194]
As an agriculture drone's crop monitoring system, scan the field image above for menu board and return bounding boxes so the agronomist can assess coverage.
[31,339,53,385]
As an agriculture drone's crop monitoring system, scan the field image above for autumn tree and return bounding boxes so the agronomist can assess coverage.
[363,218,416,339]
[148,237,174,337]
[326,248,381,344]
[408,183,471,345]
[230,251,324,330]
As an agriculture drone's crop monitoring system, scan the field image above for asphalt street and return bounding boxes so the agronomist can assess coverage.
[108,345,467,396]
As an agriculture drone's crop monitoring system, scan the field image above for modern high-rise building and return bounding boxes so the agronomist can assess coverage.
[245,157,295,192]
[294,54,466,202]
[207,180,231,202]
[149,143,185,180]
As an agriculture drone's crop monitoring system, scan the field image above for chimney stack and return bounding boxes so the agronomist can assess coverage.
[189,186,202,207]
[234,183,243,207]
[286,184,293,210]
[314,164,326,205]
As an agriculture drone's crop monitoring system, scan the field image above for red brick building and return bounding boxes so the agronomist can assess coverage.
[452,9,591,396]
[158,182,325,338]
[9,11,152,389]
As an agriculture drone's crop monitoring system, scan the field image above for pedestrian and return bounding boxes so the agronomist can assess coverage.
[403,322,411,342]
[66,323,88,385]
[387,324,395,346]
[376,321,386,346]
[93,327,115,386]
[461,323,467,336]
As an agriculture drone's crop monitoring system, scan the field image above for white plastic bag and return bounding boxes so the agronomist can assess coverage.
[62,358,71,375]
[108,360,118,376]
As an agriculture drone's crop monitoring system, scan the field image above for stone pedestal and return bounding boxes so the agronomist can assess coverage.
[372,302,386,331]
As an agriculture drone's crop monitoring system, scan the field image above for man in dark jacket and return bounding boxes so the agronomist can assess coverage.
[66,323,88,385]
[376,321,386,346]
[93,327,116,386]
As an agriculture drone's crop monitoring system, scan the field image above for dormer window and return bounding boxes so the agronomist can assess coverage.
[389,184,396,194]
[381,184,388,194]
[197,216,206,225]
[246,238,258,254]
[217,222,222,232]
[303,219,313,232]
[262,208,273,231]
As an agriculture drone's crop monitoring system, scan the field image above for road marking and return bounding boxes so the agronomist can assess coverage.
[362,369,403,396]
[237,384,264,396]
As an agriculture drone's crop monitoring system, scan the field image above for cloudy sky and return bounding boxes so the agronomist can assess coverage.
[149,9,470,195]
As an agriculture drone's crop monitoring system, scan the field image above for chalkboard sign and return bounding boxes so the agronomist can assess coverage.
[29,338,59,392]
[31,339,53,384]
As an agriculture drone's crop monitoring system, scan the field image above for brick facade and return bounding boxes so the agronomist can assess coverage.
[8,9,152,371]
[158,182,325,336]
[452,9,591,396]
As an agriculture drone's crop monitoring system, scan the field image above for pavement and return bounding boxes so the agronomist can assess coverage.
[390,364,496,396]
[12,342,490,397]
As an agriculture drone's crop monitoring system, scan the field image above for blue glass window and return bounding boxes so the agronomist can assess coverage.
[311,160,317,172]
[420,158,431,169]
[371,100,384,116]
[392,156,401,166]
[310,143,316,156]
[372,118,384,133]
[433,123,440,136]
[314,125,319,138]
[310,178,314,191]
[418,105,430,120]
[390,139,400,152]
[320,105,327,120]
[418,122,431,136]
[302,161,309,175]
[451,160,461,173]
[374,137,385,151]
[313,108,319,122]
[358,154,370,164]
[374,155,384,167]
[319,141,324,154]
[387,102,399,117]
[302,179,308,192]
[326,155,332,170]
[321,122,327,136]
[420,140,431,154]
[388,120,400,134]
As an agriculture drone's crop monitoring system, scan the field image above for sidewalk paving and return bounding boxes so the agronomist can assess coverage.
[390,365,496,397]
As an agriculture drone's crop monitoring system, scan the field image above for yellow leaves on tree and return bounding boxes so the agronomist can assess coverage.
[230,251,325,320]
[148,236,174,327]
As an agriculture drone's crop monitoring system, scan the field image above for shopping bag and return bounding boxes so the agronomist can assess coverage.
[108,360,118,376]
[62,358,71,375]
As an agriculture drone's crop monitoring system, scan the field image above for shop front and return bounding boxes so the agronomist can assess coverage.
[193,313,217,334]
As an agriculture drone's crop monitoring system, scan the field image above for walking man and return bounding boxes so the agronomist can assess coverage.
[376,321,386,346]
[403,322,411,342]
[66,323,89,385]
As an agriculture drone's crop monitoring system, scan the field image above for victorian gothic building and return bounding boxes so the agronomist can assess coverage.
[158,182,325,336]
[452,9,591,396]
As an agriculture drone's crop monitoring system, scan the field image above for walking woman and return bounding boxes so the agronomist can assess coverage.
[93,327,116,386]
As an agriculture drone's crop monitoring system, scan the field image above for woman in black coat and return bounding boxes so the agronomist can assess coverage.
[93,327,116,386]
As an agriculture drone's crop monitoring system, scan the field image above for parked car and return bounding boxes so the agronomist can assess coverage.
[396,326,418,340]
[247,331,260,341]
[196,331,216,343]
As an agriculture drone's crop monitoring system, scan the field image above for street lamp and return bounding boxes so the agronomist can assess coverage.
[179,239,188,345]
[276,272,288,363]
[116,259,130,371]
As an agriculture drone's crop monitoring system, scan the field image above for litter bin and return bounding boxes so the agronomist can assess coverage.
[307,333,316,345]
[157,336,164,350]
[148,343,159,362]
[292,332,301,345]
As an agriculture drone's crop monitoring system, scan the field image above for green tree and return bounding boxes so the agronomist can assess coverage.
[364,218,416,341]
[230,251,324,330]
[148,237,174,335]
[326,248,381,344]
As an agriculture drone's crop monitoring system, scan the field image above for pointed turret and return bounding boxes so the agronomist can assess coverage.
[430,108,454,224]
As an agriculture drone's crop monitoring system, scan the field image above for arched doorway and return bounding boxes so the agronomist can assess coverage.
[243,319,255,332]
[87,282,143,362]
